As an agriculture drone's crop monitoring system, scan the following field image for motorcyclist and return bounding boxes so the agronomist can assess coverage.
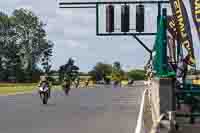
[128,79,134,86]
[38,75,51,98]
[62,77,70,87]
[75,77,80,88]
[85,79,89,88]
[62,78,71,95]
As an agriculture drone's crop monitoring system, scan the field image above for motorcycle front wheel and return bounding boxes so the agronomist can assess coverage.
[41,92,48,104]
[63,87,70,95]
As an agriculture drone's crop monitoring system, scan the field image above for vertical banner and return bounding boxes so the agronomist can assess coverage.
[170,0,195,65]
[167,16,177,63]
[167,16,178,39]
[190,0,200,40]
[167,35,176,63]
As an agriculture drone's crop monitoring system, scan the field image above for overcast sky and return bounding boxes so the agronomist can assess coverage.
[1,0,200,72]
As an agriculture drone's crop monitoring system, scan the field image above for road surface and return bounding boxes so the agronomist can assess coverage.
[0,84,145,133]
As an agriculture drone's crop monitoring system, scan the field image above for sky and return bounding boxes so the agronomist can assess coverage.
[1,0,200,72]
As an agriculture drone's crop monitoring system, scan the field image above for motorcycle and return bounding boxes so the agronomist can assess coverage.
[128,80,134,86]
[39,85,49,104]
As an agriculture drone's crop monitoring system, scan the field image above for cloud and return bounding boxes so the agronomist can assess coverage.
[66,40,81,48]
[16,5,34,10]
[0,0,168,72]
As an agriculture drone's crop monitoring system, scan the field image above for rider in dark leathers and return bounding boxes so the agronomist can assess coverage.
[62,78,71,95]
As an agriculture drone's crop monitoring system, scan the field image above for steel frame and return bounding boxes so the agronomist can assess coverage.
[59,1,169,6]
[58,0,170,54]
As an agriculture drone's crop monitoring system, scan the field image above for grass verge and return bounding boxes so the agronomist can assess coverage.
[0,84,37,95]
[0,83,97,95]
[0,83,64,95]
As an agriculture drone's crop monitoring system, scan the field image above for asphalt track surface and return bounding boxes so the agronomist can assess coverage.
[0,84,145,133]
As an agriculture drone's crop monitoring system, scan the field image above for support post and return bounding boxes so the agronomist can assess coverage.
[132,35,152,54]
[157,3,161,32]
[96,4,99,35]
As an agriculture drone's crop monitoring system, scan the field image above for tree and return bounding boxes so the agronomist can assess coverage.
[89,62,112,81]
[0,12,9,81]
[4,40,24,82]
[41,40,54,74]
[111,61,124,82]
[0,9,54,82]
[79,72,88,76]
[127,69,146,80]
[0,58,6,81]
[113,61,121,70]
[0,11,23,81]
[58,58,79,82]
[12,9,51,80]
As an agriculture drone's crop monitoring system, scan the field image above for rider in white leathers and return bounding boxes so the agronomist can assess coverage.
[38,76,51,98]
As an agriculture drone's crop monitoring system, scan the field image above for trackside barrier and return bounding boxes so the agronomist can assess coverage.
[135,88,148,133]
[72,84,112,88]
[135,86,176,133]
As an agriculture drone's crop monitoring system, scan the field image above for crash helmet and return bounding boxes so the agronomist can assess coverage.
[41,75,48,81]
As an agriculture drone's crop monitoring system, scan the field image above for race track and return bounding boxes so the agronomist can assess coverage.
[0,84,145,133]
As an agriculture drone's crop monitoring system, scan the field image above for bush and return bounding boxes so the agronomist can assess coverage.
[0,83,37,87]
[47,76,61,85]
[127,69,146,80]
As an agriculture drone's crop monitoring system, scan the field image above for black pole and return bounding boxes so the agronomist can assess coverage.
[157,3,161,31]
[96,4,99,35]
[132,35,152,54]
[59,1,170,6]
[60,6,96,8]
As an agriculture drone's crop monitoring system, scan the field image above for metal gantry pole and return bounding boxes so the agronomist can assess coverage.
[96,4,99,35]
[157,3,161,31]
[59,1,170,6]
[58,0,170,54]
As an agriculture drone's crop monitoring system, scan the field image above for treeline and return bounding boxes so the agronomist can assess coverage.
[88,61,146,82]
[41,60,146,85]
[0,9,54,82]
[48,61,146,85]
[0,8,145,83]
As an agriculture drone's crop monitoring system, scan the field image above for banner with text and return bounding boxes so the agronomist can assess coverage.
[190,0,200,40]
[170,0,195,65]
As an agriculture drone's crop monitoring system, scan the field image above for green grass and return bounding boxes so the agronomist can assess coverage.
[0,83,37,87]
[0,84,37,95]
[0,83,61,95]
[0,82,97,95]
